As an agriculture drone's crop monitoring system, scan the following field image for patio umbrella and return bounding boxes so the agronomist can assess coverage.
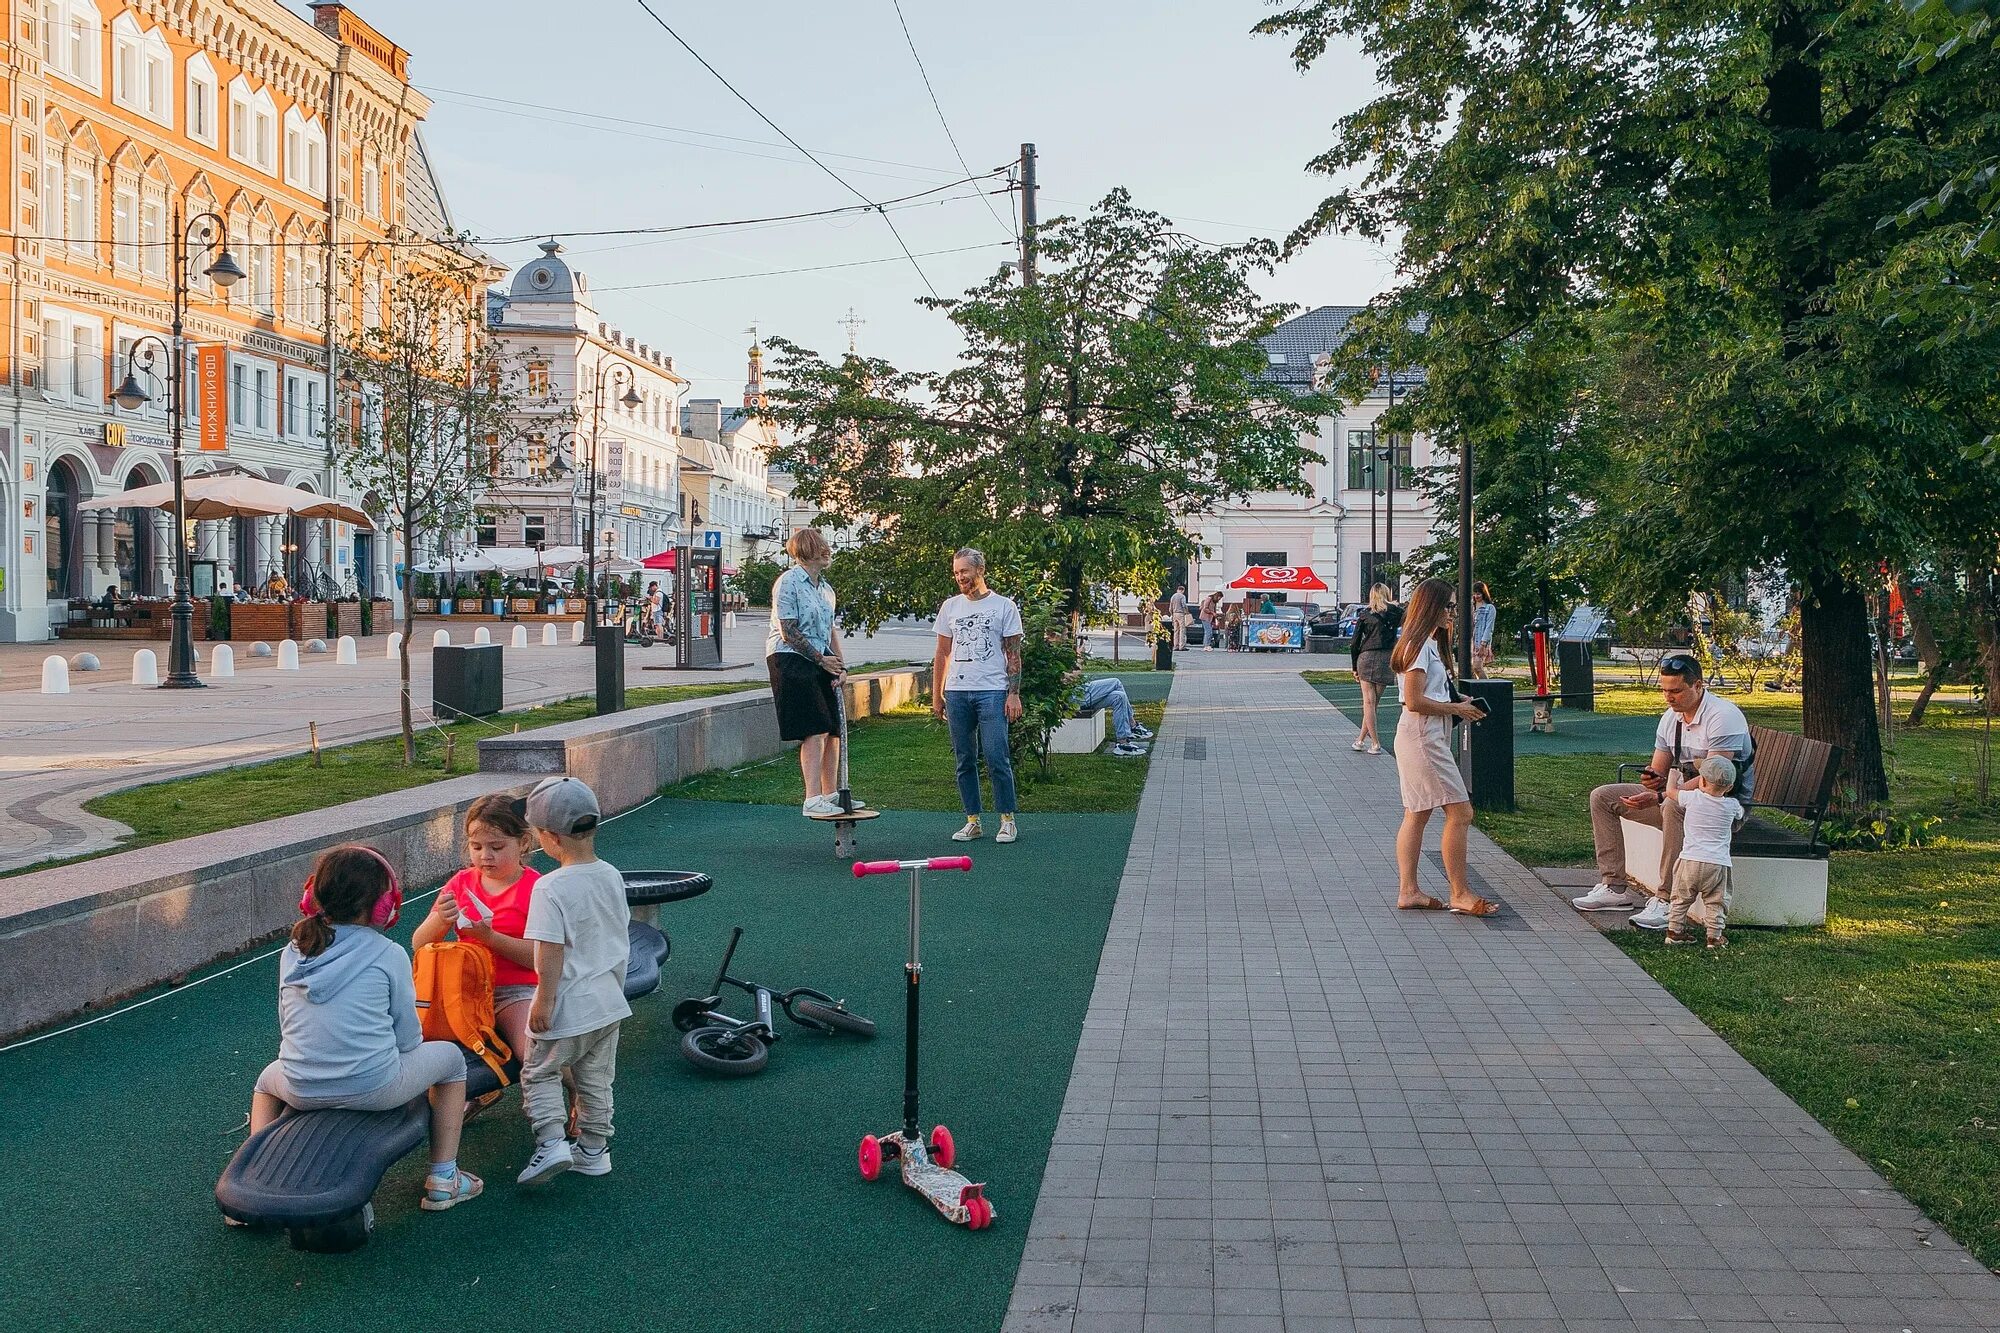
[412,549,502,575]
[78,472,373,527]
[1226,565,1328,592]
[641,547,739,576]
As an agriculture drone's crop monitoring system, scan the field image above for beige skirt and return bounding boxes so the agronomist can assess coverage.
[1395,709,1469,811]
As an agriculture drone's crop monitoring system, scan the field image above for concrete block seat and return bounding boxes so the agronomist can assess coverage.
[1049,709,1106,754]
[214,870,702,1249]
[1620,724,1842,927]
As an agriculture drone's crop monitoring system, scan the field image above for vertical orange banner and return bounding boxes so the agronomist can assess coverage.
[197,346,227,451]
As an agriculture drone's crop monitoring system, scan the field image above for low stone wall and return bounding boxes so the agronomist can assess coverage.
[0,667,927,1042]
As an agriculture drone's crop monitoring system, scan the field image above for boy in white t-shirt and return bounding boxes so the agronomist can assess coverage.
[516,776,633,1184]
[1667,756,1742,949]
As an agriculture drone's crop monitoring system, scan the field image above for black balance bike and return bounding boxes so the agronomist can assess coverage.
[672,927,875,1075]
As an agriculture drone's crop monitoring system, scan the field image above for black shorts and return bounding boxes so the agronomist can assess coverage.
[767,652,839,741]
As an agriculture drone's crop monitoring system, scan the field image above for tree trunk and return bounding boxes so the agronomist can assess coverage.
[400,517,416,766]
[1906,665,1950,727]
[1901,572,1943,673]
[1799,570,1888,807]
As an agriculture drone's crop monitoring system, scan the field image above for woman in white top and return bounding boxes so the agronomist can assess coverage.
[1391,577,1499,916]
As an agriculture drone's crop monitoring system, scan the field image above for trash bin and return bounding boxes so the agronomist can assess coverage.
[595,623,625,715]
[1458,679,1515,812]
[433,643,503,719]
[1153,634,1174,671]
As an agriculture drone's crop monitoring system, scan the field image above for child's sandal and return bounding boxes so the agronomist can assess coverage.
[420,1169,484,1211]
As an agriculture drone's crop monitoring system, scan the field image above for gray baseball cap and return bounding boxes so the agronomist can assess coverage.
[526,776,601,836]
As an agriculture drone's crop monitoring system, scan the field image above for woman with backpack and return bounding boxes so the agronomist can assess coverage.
[1349,583,1403,755]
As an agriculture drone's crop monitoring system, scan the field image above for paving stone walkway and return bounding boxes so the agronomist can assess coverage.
[1004,654,2000,1332]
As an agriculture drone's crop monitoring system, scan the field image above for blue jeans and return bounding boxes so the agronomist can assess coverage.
[944,689,1017,816]
[1074,678,1135,740]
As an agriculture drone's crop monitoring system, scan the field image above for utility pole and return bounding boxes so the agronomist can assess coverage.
[1018,143,1038,286]
[1457,436,1475,678]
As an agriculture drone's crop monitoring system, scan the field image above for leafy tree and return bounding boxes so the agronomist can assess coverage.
[762,191,1331,634]
[1257,0,2000,806]
[731,557,784,608]
[336,261,529,764]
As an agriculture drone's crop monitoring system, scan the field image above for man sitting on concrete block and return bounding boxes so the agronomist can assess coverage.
[1073,677,1153,758]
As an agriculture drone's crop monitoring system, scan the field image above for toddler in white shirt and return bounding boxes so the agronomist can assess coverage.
[1669,755,1743,949]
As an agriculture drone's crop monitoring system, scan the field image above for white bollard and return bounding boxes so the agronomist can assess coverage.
[511,624,528,649]
[212,645,236,678]
[131,649,159,687]
[386,631,404,659]
[724,611,737,629]
[473,626,491,645]
[336,635,358,665]
[571,621,584,644]
[41,655,70,695]
[542,623,559,646]
[278,639,300,671]
[432,628,451,648]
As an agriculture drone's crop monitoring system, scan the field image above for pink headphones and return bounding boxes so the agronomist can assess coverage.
[298,845,404,930]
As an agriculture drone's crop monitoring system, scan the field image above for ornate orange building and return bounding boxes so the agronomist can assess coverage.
[0,1,477,640]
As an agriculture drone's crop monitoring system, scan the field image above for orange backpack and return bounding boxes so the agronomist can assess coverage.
[413,941,514,1085]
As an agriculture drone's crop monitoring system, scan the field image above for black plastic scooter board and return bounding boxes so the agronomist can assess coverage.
[808,806,878,856]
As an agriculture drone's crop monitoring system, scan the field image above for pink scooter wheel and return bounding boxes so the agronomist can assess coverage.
[929,1124,955,1169]
[858,1134,882,1181]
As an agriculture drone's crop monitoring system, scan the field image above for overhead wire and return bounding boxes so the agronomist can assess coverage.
[627,0,949,299]
[888,0,1015,242]
[587,242,1012,294]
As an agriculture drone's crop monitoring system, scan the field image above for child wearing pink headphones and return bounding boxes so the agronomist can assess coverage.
[248,844,482,1212]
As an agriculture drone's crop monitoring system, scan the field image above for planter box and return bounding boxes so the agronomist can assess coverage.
[1050,711,1107,754]
[411,598,438,614]
[364,599,393,636]
[564,598,586,614]
[510,598,538,614]
[230,602,292,643]
[335,602,363,637]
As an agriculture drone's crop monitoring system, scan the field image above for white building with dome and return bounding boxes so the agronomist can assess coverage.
[484,241,686,564]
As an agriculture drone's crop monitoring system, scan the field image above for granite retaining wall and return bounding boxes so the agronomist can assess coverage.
[0,668,926,1041]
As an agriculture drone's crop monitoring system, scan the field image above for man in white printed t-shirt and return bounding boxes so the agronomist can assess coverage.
[1572,652,1755,930]
[929,547,1025,845]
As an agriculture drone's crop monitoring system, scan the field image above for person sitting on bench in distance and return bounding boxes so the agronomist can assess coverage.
[1572,652,1755,930]
[249,845,480,1214]
[1071,675,1153,757]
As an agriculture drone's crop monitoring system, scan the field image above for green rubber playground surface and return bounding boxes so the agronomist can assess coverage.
[0,799,1134,1331]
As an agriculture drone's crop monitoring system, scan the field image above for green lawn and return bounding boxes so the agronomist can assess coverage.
[667,672,1171,815]
[71,682,760,861]
[1313,670,2000,1270]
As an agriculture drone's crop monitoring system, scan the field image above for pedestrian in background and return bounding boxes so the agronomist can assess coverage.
[1199,591,1221,650]
[1349,583,1402,755]
[1169,585,1190,651]
[930,548,1023,845]
[1470,582,1497,678]
[1390,577,1497,916]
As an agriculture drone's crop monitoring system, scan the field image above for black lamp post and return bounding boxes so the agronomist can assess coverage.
[581,363,642,644]
[109,207,245,688]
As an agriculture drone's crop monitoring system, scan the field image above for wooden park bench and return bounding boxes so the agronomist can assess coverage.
[1620,723,1842,926]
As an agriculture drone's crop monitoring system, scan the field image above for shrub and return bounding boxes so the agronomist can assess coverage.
[1008,581,1083,776]
[733,557,783,608]
[1822,811,1943,851]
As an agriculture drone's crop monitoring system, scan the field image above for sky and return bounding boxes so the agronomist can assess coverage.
[353,0,1391,400]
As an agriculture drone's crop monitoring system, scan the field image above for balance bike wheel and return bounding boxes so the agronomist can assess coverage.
[791,997,876,1038]
[929,1124,955,1169]
[965,1196,993,1230]
[680,1026,769,1076]
[858,1134,883,1181]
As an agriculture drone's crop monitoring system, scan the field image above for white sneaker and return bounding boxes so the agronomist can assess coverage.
[803,795,841,817]
[1366,742,1383,756]
[1107,741,1147,758]
[1129,723,1154,740]
[951,818,982,842]
[1351,737,1367,752]
[1629,897,1672,930]
[570,1144,612,1177]
[517,1138,574,1185]
[1571,883,1643,912]
[995,817,1019,844]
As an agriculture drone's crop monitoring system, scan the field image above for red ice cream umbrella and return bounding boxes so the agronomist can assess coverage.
[640,548,739,576]
[1225,565,1329,592]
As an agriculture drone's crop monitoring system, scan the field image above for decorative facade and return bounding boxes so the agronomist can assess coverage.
[1188,305,1441,607]
[484,241,686,563]
[678,339,785,570]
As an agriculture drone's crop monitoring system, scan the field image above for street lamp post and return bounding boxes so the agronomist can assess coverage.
[110,207,245,688]
[580,361,642,644]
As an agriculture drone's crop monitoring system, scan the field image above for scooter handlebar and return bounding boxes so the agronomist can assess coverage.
[851,856,975,877]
